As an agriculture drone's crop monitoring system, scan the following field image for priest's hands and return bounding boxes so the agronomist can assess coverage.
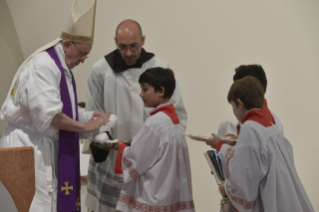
[51,112,110,133]
[199,133,221,149]
[84,113,110,132]
[91,111,107,120]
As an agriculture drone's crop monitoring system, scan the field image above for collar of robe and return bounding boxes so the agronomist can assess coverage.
[241,109,273,127]
[150,104,180,124]
[262,99,276,125]
[104,48,155,73]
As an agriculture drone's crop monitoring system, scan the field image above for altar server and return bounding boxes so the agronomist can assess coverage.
[85,19,187,212]
[0,1,109,212]
[219,65,284,142]
[214,64,283,212]
[233,64,282,132]
[206,76,314,212]
[111,67,194,212]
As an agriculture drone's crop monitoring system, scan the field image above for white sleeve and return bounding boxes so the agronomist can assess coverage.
[121,125,159,183]
[78,106,94,123]
[220,127,268,212]
[85,66,106,113]
[85,65,113,137]
[217,119,239,137]
[270,109,284,133]
[165,64,188,130]
[20,59,63,133]
[78,107,94,139]
[169,82,188,129]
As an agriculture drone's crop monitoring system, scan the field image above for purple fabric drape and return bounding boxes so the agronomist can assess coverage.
[46,47,81,212]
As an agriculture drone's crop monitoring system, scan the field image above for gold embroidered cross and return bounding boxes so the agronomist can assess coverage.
[61,181,73,195]
[76,197,81,210]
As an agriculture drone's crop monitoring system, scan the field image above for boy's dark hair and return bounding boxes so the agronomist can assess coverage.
[139,67,176,99]
[228,76,264,110]
[233,64,267,93]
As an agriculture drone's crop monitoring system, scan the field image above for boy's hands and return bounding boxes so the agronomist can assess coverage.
[113,139,124,151]
[219,184,227,197]
[225,133,237,139]
[199,133,221,149]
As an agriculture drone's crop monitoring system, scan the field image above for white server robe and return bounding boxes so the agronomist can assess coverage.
[217,109,314,212]
[115,104,194,212]
[0,43,93,212]
[85,55,187,212]
[216,100,282,212]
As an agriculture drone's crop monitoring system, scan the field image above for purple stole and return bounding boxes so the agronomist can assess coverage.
[46,47,81,212]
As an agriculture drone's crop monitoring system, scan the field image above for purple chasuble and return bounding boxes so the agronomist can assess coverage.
[46,47,81,212]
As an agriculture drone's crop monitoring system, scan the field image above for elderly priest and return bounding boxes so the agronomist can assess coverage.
[0,1,108,212]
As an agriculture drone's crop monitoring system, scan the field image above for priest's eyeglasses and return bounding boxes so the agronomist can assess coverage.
[72,42,89,60]
[118,44,140,52]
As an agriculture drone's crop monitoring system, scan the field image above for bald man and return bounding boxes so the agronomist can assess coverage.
[85,19,187,212]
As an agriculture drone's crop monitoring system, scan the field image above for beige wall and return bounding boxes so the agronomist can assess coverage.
[0,0,24,131]
[2,0,319,211]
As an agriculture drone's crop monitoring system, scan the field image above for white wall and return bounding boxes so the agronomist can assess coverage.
[0,0,24,131]
[2,0,319,211]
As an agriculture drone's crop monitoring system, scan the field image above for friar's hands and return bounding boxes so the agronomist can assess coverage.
[81,175,88,184]
[198,133,221,149]
[84,113,110,132]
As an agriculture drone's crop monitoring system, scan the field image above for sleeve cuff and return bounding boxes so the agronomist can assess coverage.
[78,109,94,123]
[224,182,239,212]
[114,143,128,174]
[38,109,62,133]
[216,140,224,152]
